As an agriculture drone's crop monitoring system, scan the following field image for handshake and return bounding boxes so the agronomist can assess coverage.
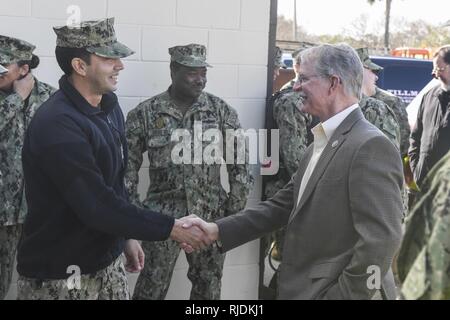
[169,215,219,253]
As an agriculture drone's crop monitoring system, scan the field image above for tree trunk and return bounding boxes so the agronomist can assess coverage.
[384,0,392,54]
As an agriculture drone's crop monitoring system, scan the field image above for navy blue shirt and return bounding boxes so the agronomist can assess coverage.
[17,76,174,279]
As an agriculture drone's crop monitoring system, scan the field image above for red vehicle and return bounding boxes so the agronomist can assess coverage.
[391,47,432,59]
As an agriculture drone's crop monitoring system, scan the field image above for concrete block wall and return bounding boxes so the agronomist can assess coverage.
[1,0,272,300]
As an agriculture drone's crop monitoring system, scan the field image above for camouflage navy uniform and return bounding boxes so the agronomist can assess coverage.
[0,35,56,299]
[265,92,310,198]
[359,95,401,151]
[357,48,410,155]
[360,95,409,225]
[274,46,285,69]
[280,79,295,91]
[357,48,410,223]
[126,44,252,300]
[373,87,410,156]
[17,257,129,300]
[397,149,450,299]
[371,89,412,222]
[16,18,138,300]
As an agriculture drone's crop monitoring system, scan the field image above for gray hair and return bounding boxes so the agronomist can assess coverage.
[300,43,363,99]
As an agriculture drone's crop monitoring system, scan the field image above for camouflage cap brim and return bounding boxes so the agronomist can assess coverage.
[0,64,7,75]
[86,41,135,59]
[367,61,383,71]
[175,59,212,68]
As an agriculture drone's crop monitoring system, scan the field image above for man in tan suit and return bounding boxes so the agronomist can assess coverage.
[183,44,403,300]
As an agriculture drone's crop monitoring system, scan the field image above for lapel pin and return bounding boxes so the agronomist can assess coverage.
[332,140,339,148]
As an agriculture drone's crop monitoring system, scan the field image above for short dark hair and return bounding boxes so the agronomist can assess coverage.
[55,46,92,76]
[434,45,450,65]
[17,54,40,70]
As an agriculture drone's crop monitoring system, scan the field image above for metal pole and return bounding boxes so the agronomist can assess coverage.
[260,0,278,300]
[293,0,298,41]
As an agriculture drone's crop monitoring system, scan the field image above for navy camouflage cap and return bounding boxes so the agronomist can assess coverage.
[53,17,134,59]
[274,46,286,68]
[0,35,36,65]
[169,43,212,68]
[356,47,383,71]
[0,64,7,75]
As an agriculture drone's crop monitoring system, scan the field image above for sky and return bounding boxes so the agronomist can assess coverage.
[278,0,450,36]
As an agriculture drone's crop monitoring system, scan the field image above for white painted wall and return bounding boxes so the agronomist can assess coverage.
[1,0,271,300]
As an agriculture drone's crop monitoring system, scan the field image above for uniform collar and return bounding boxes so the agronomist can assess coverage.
[153,87,211,119]
[320,103,359,141]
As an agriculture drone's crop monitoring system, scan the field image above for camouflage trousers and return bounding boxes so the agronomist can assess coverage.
[133,239,225,300]
[401,184,409,219]
[0,224,22,300]
[17,257,130,300]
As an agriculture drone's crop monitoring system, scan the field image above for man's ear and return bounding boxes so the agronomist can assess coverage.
[18,64,30,76]
[329,75,341,92]
[71,58,88,77]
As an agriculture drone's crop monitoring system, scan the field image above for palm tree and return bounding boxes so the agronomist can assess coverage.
[368,0,393,54]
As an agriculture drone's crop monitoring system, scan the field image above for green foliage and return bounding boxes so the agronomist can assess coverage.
[277,13,450,53]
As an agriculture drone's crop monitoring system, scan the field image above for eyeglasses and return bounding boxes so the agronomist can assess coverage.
[432,64,449,75]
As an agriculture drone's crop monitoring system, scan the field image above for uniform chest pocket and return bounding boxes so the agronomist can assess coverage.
[202,122,220,130]
[199,122,220,142]
[147,129,174,169]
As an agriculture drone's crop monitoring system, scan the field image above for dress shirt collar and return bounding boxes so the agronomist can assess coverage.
[320,103,359,141]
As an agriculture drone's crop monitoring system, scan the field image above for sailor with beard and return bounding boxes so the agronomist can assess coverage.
[409,45,450,187]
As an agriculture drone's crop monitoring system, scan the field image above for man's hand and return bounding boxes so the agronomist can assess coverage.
[170,217,212,252]
[124,239,145,273]
[13,73,35,100]
[179,216,219,253]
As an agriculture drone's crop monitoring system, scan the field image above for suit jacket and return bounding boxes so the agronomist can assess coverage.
[216,108,403,300]
[408,85,450,186]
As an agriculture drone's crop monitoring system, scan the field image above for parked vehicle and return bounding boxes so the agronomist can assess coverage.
[281,53,293,68]
[371,56,433,105]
